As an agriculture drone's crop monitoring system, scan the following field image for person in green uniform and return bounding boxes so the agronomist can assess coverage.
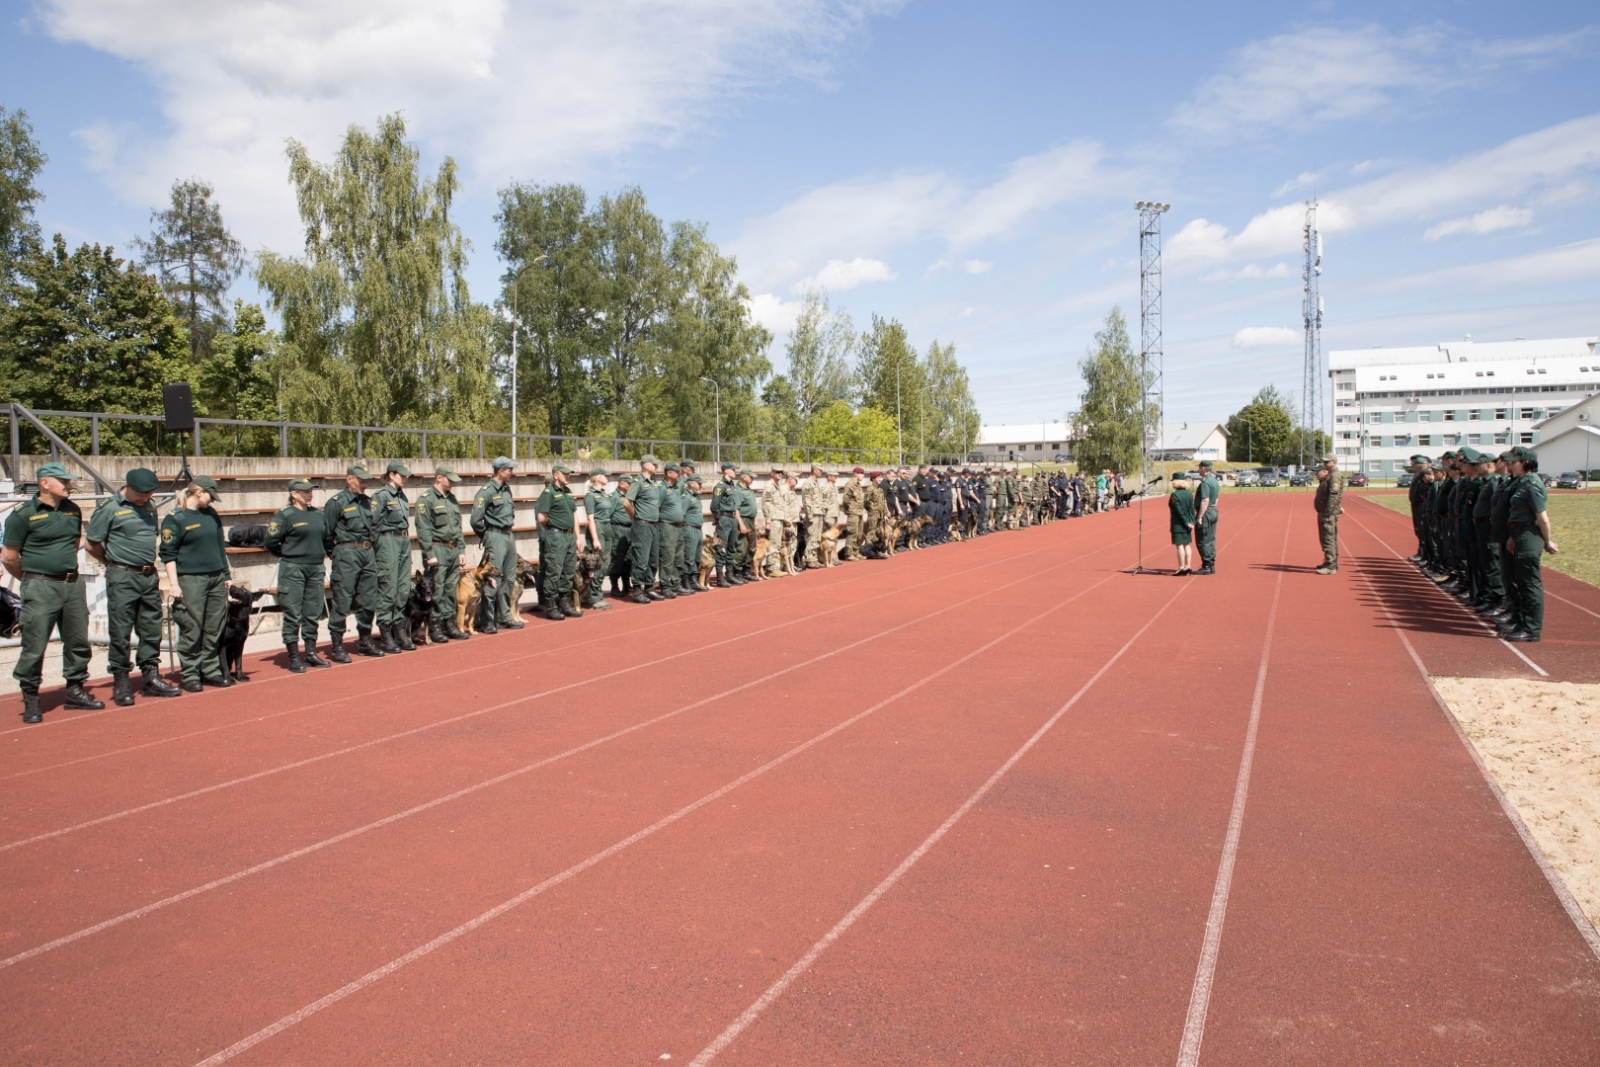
[159,476,232,691]
[1168,476,1196,575]
[471,456,521,630]
[1313,455,1343,574]
[735,469,760,580]
[265,477,331,673]
[1485,453,1517,627]
[1406,454,1430,563]
[1500,446,1558,643]
[323,464,384,660]
[682,471,708,593]
[416,465,470,642]
[606,473,634,598]
[3,462,103,722]
[581,469,612,611]
[1193,458,1220,575]
[86,466,181,705]
[536,463,581,621]
[370,460,415,653]
[623,455,662,604]
[656,462,686,600]
[710,461,743,587]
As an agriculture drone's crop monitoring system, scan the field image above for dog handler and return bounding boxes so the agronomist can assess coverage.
[472,456,521,630]
[1501,445,1558,643]
[581,468,613,611]
[371,460,415,653]
[3,461,103,723]
[682,471,708,593]
[86,466,182,705]
[711,462,742,587]
[536,464,580,621]
[416,465,470,642]
[265,478,331,673]
[623,455,663,604]
[160,476,232,692]
[325,464,385,658]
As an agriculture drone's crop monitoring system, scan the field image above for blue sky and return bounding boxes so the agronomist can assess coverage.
[3,0,1598,429]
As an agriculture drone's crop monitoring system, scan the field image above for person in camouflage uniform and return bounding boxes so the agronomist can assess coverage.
[1313,455,1344,574]
[801,464,838,569]
[841,467,869,560]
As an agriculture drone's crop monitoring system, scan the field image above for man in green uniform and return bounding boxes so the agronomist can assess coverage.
[1194,458,1220,575]
[415,465,470,643]
[160,475,232,690]
[3,462,102,722]
[656,462,686,599]
[681,465,707,593]
[1500,446,1558,643]
[1313,455,1343,574]
[623,455,663,603]
[324,464,384,661]
[1469,451,1503,614]
[606,473,634,598]
[471,456,521,630]
[1485,453,1516,627]
[370,460,415,652]
[265,477,331,673]
[87,466,181,705]
[1406,454,1430,563]
[735,469,760,580]
[536,463,581,620]
[579,469,611,611]
[710,462,743,586]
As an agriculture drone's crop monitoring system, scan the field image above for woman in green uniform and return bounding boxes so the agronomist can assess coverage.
[1500,446,1559,643]
[159,476,232,691]
[265,478,331,673]
[1169,476,1196,576]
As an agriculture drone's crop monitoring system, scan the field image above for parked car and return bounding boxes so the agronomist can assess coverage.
[1233,469,1260,487]
[1556,471,1582,489]
[1397,471,1415,488]
[1538,472,1555,487]
[1255,467,1280,487]
[1348,472,1369,487]
[1288,470,1313,487]
[1053,453,1071,463]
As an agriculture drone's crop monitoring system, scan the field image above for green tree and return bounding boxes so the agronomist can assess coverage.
[855,314,922,458]
[1225,386,1294,464]
[256,114,496,446]
[784,288,854,424]
[0,235,188,453]
[196,301,282,454]
[1069,307,1153,475]
[589,187,673,442]
[0,106,46,292]
[802,400,899,458]
[135,179,246,363]
[923,339,980,457]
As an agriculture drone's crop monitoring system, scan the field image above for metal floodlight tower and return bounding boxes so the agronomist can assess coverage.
[1301,200,1323,470]
[1133,200,1169,573]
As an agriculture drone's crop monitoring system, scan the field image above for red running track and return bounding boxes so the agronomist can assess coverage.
[0,493,1596,1066]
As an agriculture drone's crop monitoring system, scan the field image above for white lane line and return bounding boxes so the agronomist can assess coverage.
[0,534,1104,854]
[1353,559,1600,963]
[1173,502,1295,1067]
[3,537,1129,969]
[1547,590,1600,622]
[1345,504,1548,678]
[687,580,1196,1067]
[188,560,1133,1067]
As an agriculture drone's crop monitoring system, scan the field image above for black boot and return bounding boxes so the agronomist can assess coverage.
[22,693,41,723]
[647,586,666,601]
[112,671,136,707]
[64,683,105,710]
[544,604,567,621]
[303,646,332,669]
[630,589,652,604]
[141,670,182,697]
[428,621,447,645]
[287,645,307,674]
[329,636,353,664]
[680,579,696,596]
[396,623,416,652]
[356,631,386,657]
[446,620,470,641]
[692,578,710,592]
[378,626,401,654]
[563,602,584,618]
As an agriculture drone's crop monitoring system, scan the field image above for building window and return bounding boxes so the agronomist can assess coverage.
[1418,410,1432,422]
[1519,408,1534,420]
[1444,434,1459,446]
[1494,432,1510,444]
[1368,460,1382,472]
[1443,410,1456,421]
[1467,434,1481,445]
[1520,432,1534,444]
[1495,408,1508,420]
[1419,435,1432,446]
[1337,382,1354,391]
[1468,410,1481,421]
[1393,434,1411,447]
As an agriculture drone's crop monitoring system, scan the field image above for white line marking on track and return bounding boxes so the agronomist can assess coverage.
[3,535,1132,969]
[1173,502,1294,1067]
[1353,560,1600,963]
[188,557,1137,1066]
[1547,590,1600,621]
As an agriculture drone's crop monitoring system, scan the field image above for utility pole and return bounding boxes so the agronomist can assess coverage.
[1301,201,1323,471]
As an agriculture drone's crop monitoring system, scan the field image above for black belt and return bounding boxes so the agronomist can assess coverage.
[339,540,372,549]
[106,560,157,575]
[640,520,659,525]
[22,570,78,583]
[666,521,685,527]
[379,530,408,538]
[433,539,460,548]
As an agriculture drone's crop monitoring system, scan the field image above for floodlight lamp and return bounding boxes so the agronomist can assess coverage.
[1136,201,1146,209]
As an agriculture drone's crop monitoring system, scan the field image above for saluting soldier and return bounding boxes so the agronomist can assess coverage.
[536,464,581,620]
[86,466,181,705]
[415,464,470,642]
[1313,455,1343,575]
[735,469,760,580]
[657,462,686,599]
[583,468,615,609]
[265,477,332,673]
[3,462,103,723]
[711,461,743,586]
[471,456,521,630]
[1194,458,1220,575]
[160,476,232,691]
[682,471,709,594]
[1499,446,1557,643]
[623,455,663,604]
[324,463,384,659]
[371,460,414,653]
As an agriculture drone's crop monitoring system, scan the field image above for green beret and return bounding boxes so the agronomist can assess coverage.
[663,462,680,473]
[125,467,160,492]
[385,460,412,477]
[434,464,461,483]
[34,462,73,480]
[288,477,315,491]
[347,464,373,479]
[192,475,222,499]
[551,463,573,475]
[491,455,516,471]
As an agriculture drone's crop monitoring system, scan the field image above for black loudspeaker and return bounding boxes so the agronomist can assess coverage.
[163,382,195,432]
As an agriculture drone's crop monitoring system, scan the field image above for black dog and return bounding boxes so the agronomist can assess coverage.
[407,563,437,644]
[222,586,270,681]
[0,585,19,639]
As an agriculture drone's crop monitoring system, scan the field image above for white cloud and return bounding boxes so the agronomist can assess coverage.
[40,0,902,252]
[964,259,993,274]
[1232,326,1301,349]
[1273,171,1319,198]
[1203,262,1294,282]
[1422,206,1535,241]
[744,292,803,335]
[1376,236,1600,292]
[798,257,896,291]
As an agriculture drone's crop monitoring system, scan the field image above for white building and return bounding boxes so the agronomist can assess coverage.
[1327,337,1600,476]
[1532,394,1600,477]
[1150,422,1229,462]
[973,422,1073,463]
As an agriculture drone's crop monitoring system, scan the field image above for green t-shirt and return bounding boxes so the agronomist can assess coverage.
[3,495,83,574]
[536,483,576,531]
[159,507,229,575]
[626,475,662,522]
[86,492,159,566]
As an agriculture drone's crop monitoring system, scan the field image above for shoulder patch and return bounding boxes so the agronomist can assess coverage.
[29,512,48,521]
[185,523,202,531]
[161,527,175,542]
[114,509,133,517]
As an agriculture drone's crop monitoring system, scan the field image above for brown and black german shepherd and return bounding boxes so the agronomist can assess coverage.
[903,515,933,551]
[456,558,500,635]
[699,534,723,588]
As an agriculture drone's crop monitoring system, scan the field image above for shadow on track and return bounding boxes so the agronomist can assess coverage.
[1348,554,1490,639]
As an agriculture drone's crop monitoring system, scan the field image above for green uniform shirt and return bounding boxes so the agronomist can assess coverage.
[1471,474,1497,521]
[608,488,633,527]
[1507,473,1547,525]
[86,492,159,566]
[415,487,462,554]
[324,487,377,545]
[711,480,738,514]
[736,485,759,519]
[626,475,662,522]
[370,483,412,533]
[3,495,83,574]
[658,479,687,523]
[1490,477,1514,532]
[265,504,328,564]
[1195,474,1220,519]
[470,480,516,534]
[683,483,707,526]
[587,489,615,525]
[536,483,577,531]
[159,507,229,575]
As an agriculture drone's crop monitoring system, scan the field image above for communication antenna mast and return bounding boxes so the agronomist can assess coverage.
[1301,200,1323,470]
[1132,200,1169,574]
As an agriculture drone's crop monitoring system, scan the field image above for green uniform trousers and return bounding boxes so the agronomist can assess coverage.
[429,545,462,622]
[539,528,576,604]
[374,533,412,629]
[1318,512,1339,568]
[104,566,163,674]
[713,515,738,574]
[683,522,703,585]
[629,521,660,587]
[275,559,326,647]
[586,526,612,606]
[12,576,91,695]
[735,523,755,572]
[1508,526,1545,639]
[606,524,632,581]
[658,522,683,590]
[174,572,228,684]
[1196,514,1217,565]
[328,543,378,638]
[480,528,519,624]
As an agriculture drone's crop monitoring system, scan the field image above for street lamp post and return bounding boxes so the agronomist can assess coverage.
[508,254,548,460]
[699,376,720,464]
